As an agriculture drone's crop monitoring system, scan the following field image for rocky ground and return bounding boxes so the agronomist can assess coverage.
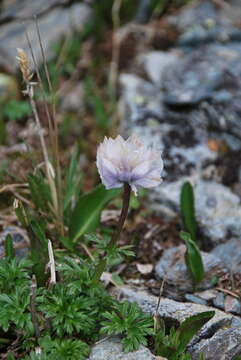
[115,1,241,358]
[1,0,241,359]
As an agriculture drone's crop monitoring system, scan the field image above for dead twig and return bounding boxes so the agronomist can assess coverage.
[216,287,240,299]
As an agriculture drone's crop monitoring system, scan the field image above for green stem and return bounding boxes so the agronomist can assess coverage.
[92,183,131,284]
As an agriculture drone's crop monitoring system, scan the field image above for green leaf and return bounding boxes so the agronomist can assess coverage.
[177,311,215,353]
[4,234,15,259]
[6,352,15,360]
[30,220,46,244]
[84,77,110,129]
[14,201,29,228]
[111,273,124,286]
[180,182,197,242]
[180,231,204,287]
[69,184,120,243]
[64,146,81,211]
[59,236,75,252]
[3,100,31,121]
[28,172,51,212]
[210,275,219,287]
[28,219,48,286]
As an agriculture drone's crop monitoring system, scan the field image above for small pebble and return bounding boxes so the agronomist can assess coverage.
[224,295,241,315]
[195,289,218,303]
[185,293,208,306]
[213,292,225,310]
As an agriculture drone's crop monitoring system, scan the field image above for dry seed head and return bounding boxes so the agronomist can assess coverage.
[16,48,33,83]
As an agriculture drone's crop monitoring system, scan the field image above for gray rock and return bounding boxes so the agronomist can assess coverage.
[213,292,225,311]
[162,42,241,140]
[195,289,218,303]
[119,72,216,187]
[115,285,241,327]
[170,0,219,35]
[185,293,208,306]
[155,245,227,296]
[0,0,67,21]
[195,181,241,243]
[114,286,241,360]
[88,337,155,360]
[139,51,180,85]
[60,83,84,113]
[168,0,241,47]
[119,73,164,124]
[120,44,241,162]
[211,238,241,274]
[189,327,241,360]
[0,226,29,257]
[154,178,241,244]
[0,2,91,72]
[224,295,241,315]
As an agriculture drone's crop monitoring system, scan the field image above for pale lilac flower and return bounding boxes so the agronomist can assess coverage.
[96,135,163,195]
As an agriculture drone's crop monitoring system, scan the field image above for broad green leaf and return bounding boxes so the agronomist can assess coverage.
[180,231,204,286]
[4,234,15,259]
[69,184,120,242]
[177,311,215,353]
[59,236,75,252]
[180,182,197,242]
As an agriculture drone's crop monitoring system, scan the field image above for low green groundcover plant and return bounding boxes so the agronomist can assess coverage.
[0,254,213,359]
[0,255,153,358]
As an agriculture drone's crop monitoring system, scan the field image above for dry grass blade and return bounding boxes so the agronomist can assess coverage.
[16,46,59,222]
[25,29,55,151]
[0,183,28,194]
[34,18,64,236]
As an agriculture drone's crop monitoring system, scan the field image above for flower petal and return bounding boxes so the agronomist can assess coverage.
[96,134,163,193]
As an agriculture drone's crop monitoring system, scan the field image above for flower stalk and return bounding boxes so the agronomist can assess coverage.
[94,134,163,284]
[92,183,131,284]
